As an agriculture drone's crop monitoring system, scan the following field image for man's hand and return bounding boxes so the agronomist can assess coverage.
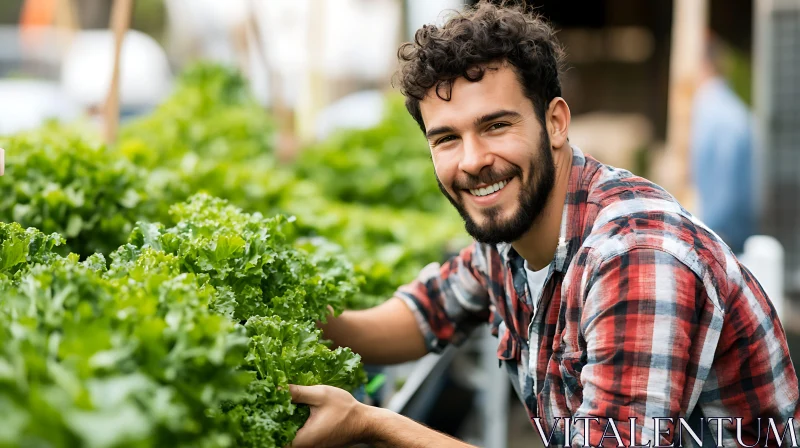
[290,384,478,448]
[289,384,370,448]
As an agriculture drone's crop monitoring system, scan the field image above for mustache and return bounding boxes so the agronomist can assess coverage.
[452,165,522,190]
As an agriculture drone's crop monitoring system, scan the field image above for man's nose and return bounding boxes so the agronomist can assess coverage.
[458,135,493,176]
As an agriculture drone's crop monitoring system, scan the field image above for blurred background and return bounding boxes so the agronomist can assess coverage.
[0,0,798,446]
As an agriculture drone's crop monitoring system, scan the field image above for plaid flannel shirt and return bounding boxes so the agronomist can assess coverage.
[396,146,800,447]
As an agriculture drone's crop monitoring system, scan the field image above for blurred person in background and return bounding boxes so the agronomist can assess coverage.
[288,2,799,447]
[690,32,755,255]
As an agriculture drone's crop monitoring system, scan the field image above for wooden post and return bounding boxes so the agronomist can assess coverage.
[103,0,134,145]
[664,0,708,210]
[55,0,78,31]
[244,2,270,99]
[55,0,79,53]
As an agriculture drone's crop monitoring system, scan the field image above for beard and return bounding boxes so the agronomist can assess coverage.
[436,129,556,245]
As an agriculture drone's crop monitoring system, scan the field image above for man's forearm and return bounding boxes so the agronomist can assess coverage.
[320,297,428,365]
[359,404,477,448]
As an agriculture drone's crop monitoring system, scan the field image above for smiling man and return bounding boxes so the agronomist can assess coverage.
[289,2,800,447]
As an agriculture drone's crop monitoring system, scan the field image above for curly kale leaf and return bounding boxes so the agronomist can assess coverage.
[0,252,250,447]
[224,316,365,447]
[117,194,359,323]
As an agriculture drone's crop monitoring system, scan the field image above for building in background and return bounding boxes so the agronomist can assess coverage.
[755,0,800,301]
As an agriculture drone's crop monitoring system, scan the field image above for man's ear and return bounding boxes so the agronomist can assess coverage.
[545,98,571,149]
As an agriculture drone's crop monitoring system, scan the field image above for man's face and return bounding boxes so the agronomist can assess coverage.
[420,64,556,245]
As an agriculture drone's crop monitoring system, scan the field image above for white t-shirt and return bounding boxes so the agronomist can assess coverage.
[524,260,550,315]
[504,260,552,405]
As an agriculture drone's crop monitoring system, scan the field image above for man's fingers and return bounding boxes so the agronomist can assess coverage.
[290,425,321,448]
[289,384,325,406]
[288,386,324,448]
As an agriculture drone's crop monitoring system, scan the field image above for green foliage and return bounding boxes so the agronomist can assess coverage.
[121,62,275,168]
[0,197,366,447]
[119,194,359,323]
[283,198,468,309]
[118,63,285,217]
[0,222,64,281]
[294,95,447,212]
[225,316,364,447]
[0,234,250,447]
[0,126,157,258]
[112,195,366,447]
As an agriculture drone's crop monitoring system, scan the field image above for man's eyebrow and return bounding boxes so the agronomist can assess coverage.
[425,125,455,140]
[474,110,521,127]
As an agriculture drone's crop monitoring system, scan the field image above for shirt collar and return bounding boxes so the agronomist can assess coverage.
[497,145,590,274]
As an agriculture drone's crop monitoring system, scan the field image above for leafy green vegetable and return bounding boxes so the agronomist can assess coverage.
[0,197,367,447]
[294,95,446,212]
[0,231,251,447]
[121,63,275,169]
[224,316,364,447]
[0,126,157,258]
[0,222,64,281]
[284,198,469,309]
[106,194,367,446]
[118,63,287,218]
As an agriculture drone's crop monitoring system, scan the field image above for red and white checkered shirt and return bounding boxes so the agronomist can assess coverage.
[396,146,799,446]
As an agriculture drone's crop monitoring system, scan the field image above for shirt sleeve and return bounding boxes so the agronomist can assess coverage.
[570,247,710,447]
[393,242,493,353]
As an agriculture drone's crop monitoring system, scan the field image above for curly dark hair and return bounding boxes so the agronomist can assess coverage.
[396,0,566,132]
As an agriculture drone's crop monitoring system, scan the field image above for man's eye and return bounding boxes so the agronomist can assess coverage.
[435,135,457,145]
[488,122,509,131]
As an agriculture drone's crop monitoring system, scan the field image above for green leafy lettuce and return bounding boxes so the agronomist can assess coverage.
[0,196,366,447]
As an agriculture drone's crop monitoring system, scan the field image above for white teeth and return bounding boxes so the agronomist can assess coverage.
[469,179,509,197]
